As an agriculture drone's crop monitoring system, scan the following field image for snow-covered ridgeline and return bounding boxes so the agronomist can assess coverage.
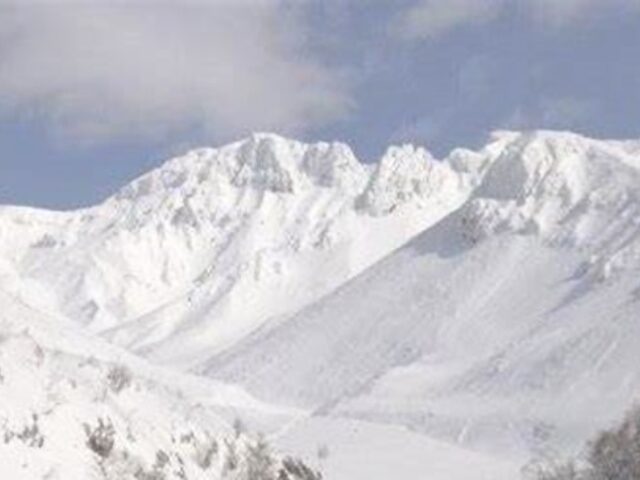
[3,130,640,367]
[0,132,472,364]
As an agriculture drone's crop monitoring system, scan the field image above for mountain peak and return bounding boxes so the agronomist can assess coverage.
[459,129,640,248]
[112,133,369,206]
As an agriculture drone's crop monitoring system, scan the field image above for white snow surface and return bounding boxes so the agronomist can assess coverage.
[2,129,640,479]
[0,288,300,479]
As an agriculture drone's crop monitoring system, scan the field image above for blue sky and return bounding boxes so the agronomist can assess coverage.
[1,0,640,209]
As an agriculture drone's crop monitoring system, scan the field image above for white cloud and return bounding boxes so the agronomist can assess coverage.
[526,0,640,26]
[504,97,596,130]
[0,1,351,145]
[527,0,596,25]
[391,0,505,40]
[393,0,640,40]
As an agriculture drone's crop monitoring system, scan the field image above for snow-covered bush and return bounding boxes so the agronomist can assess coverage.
[529,406,640,480]
[588,406,640,480]
[192,433,218,470]
[244,435,276,480]
[220,434,322,480]
[3,413,45,448]
[526,459,580,480]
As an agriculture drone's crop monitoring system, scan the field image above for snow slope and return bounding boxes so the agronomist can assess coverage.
[273,416,517,480]
[0,287,314,479]
[0,268,518,480]
[0,133,471,369]
[0,275,517,480]
[206,130,640,459]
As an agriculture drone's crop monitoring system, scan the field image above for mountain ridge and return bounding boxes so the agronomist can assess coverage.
[0,130,473,364]
[2,129,640,366]
[2,128,640,477]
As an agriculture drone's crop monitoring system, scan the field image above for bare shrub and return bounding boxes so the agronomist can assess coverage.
[85,418,116,458]
[529,406,640,480]
[154,450,170,470]
[134,468,166,480]
[106,364,132,394]
[588,406,640,480]
[223,438,240,474]
[279,457,323,480]
[4,413,45,448]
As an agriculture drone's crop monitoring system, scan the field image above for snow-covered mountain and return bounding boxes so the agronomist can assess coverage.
[206,130,640,458]
[0,133,471,369]
[2,129,640,479]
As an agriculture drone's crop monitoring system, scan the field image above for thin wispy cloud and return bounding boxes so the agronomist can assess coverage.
[528,0,640,26]
[0,1,352,146]
[505,97,597,131]
[392,0,640,40]
[391,0,504,40]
